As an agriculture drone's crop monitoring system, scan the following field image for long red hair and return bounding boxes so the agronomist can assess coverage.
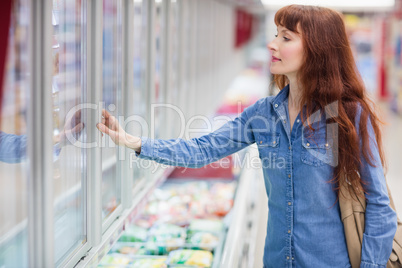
[273,5,386,196]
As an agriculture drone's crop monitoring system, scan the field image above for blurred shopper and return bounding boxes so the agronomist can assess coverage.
[0,6,83,163]
[0,111,83,163]
[98,5,397,267]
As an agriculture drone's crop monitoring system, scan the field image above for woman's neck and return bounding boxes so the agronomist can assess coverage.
[288,79,302,111]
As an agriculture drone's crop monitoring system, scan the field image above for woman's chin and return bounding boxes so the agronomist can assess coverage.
[269,69,282,75]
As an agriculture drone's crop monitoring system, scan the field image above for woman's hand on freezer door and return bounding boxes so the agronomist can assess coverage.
[97,109,141,152]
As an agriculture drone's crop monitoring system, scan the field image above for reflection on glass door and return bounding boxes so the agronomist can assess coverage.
[182,0,191,116]
[102,0,122,221]
[51,0,87,266]
[154,0,165,139]
[168,0,180,138]
[0,0,29,267]
[132,0,147,186]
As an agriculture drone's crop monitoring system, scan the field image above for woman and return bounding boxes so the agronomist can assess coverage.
[97,5,397,267]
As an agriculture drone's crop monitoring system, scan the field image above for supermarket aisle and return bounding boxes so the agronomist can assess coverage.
[381,103,402,216]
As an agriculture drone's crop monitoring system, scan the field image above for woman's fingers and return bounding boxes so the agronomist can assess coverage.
[97,123,110,135]
[101,109,111,119]
[101,109,119,131]
[72,122,84,134]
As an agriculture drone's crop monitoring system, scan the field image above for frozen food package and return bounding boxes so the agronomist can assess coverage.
[188,219,223,234]
[169,266,199,268]
[135,215,158,229]
[207,182,236,217]
[118,225,148,242]
[187,232,219,250]
[98,253,132,266]
[130,256,167,268]
[111,242,148,255]
[167,249,213,267]
[146,223,187,255]
[148,223,187,242]
[144,239,184,255]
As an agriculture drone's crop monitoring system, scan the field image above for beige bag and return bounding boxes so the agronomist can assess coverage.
[339,180,402,268]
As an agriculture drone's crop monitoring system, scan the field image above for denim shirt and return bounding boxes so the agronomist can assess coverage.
[0,132,27,163]
[137,85,397,268]
[0,132,61,163]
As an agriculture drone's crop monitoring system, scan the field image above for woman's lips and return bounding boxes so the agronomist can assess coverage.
[272,56,281,62]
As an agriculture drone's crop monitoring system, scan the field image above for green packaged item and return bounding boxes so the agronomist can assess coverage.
[187,232,219,251]
[167,249,213,267]
[98,254,132,266]
[130,257,167,268]
[149,223,186,241]
[146,223,186,255]
[111,242,148,256]
[118,225,148,242]
[145,238,184,255]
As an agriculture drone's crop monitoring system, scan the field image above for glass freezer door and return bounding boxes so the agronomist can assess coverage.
[51,0,88,266]
[0,0,30,266]
[101,0,123,223]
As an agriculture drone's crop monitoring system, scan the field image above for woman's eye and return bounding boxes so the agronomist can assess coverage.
[283,37,290,41]
[275,34,278,38]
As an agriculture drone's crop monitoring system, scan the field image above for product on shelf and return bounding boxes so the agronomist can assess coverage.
[101,181,236,266]
[141,181,237,222]
[98,253,132,266]
[118,225,148,242]
[134,215,159,229]
[188,219,223,234]
[206,183,236,217]
[98,254,167,268]
[167,249,213,267]
[185,219,223,251]
[146,223,187,254]
[130,256,167,268]
[187,232,219,251]
[111,242,148,255]
[149,223,187,242]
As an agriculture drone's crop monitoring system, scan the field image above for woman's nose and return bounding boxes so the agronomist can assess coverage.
[267,41,276,51]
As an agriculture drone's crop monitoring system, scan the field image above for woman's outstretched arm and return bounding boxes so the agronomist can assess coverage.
[97,101,261,168]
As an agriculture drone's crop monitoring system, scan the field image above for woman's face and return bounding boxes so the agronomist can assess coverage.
[267,25,304,79]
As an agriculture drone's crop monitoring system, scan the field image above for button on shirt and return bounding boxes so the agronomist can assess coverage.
[137,85,397,267]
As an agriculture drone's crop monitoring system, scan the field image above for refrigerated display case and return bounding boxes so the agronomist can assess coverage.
[101,0,123,229]
[96,147,266,268]
[51,1,88,266]
[95,67,269,268]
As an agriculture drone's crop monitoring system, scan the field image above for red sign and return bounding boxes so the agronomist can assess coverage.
[0,0,13,113]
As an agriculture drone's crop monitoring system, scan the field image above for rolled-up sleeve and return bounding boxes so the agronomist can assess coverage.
[135,100,260,168]
[359,117,397,267]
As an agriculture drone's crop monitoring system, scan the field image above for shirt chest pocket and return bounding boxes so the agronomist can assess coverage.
[301,137,334,167]
[257,134,280,161]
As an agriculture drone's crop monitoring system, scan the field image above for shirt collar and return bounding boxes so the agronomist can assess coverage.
[272,84,289,107]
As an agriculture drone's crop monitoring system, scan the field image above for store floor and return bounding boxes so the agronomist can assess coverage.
[251,101,402,267]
